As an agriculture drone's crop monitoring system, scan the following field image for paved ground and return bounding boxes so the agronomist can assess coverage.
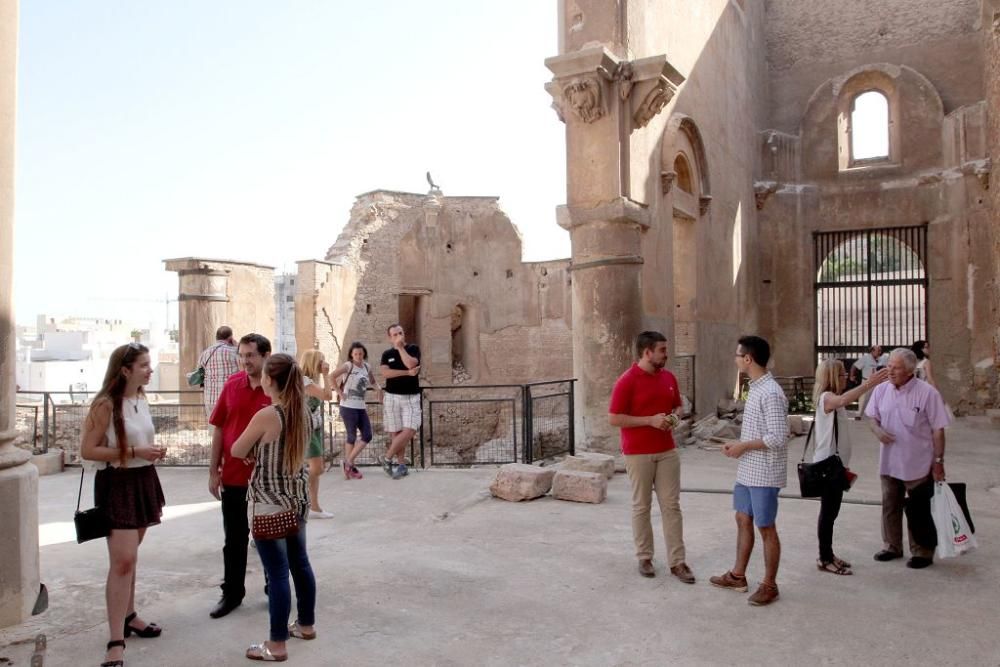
[1,418,998,666]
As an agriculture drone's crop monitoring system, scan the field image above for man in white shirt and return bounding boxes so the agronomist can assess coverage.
[851,345,888,418]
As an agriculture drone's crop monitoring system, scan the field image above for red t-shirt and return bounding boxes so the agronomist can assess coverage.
[608,363,683,455]
[209,370,272,486]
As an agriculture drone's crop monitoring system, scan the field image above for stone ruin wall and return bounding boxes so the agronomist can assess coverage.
[756,0,998,412]
[295,191,574,461]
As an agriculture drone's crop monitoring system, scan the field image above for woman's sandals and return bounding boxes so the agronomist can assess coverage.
[817,556,853,575]
[288,621,316,640]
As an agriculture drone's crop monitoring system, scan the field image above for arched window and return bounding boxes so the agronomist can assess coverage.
[673,154,694,194]
[850,91,889,162]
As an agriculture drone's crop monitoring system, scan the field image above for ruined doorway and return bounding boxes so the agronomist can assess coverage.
[398,293,423,345]
[814,225,928,362]
[450,303,479,383]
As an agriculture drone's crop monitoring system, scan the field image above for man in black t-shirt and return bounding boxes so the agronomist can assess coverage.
[378,323,421,479]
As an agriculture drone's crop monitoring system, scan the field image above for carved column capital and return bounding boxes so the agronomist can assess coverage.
[661,170,677,195]
[545,46,619,125]
[627,56,685,131]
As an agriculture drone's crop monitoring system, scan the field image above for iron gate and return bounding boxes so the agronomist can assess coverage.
[814,225,928,361]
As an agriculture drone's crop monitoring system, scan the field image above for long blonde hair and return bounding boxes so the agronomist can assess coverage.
[299,349,325,383]
[264,354,307,473]
[813,359,846,405]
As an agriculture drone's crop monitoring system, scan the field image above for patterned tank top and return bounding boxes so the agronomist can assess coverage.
[249,405,310,517]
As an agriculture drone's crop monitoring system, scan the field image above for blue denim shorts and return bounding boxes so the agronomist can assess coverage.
[733,483,780,527]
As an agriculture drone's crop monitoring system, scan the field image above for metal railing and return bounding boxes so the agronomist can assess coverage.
[15,390,212,464]
[18,379,577,468]
[523,380,574,464]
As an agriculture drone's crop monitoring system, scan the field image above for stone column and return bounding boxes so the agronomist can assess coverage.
[164,259,230,389]
[0,0,42,628]
[546,44,683,453]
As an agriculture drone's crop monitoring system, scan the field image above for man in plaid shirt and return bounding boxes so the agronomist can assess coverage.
[198,326,241,418]
[710,335,789,606]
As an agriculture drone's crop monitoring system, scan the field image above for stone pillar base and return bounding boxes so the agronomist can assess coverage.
[0,458,41,627]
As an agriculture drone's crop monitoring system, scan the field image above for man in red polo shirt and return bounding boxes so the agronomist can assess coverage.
[207,333,272,618]
[609,330,695,583]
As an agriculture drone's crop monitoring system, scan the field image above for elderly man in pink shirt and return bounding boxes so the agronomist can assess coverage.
[865,347,951,569]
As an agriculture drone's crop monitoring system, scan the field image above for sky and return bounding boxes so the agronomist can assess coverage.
[13,1,568,329]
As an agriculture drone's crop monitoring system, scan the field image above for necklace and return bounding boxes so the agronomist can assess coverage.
[125,396,139,413]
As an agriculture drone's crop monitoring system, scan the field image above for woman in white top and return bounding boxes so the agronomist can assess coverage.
[331,342,379,479]
[80,342,167,667]
[810,359,888,575]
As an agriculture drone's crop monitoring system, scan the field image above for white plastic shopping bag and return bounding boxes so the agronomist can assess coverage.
[932,482,977,558]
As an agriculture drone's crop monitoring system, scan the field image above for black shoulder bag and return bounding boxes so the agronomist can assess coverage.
[74,467,111,543]
[797,409,849,498]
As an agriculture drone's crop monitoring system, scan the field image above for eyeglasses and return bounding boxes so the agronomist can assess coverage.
[127,341,142,350]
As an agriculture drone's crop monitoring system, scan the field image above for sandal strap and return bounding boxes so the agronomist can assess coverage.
[106,640,126,650]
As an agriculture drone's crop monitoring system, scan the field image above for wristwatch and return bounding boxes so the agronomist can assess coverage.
[934,456,944,464]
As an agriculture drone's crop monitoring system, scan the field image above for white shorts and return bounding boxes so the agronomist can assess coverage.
[383,392,422,433]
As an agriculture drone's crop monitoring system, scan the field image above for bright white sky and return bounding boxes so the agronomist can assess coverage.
[14,1,568,329]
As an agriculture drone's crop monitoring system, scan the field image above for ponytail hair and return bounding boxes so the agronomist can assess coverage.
[263,353,308,473]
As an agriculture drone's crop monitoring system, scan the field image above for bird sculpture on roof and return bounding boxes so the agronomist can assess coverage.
[426,171,442,195]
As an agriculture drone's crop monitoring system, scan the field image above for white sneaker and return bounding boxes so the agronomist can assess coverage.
[308,509,334,520]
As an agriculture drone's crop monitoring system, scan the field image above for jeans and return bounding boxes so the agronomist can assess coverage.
[624,450,686,566]
[254,521,317,642]
[221,485,249,601]
[817,485,844,562]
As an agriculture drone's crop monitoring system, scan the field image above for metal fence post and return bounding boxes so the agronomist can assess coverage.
[42,393,50,454]
[523,384,533,464]
[568,380,575,456]
[417,387,425,468]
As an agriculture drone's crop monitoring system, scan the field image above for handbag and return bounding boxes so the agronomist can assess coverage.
[186,344,222,387]
[251,500,299,541]
[74,467,111,543]
[797,410,848,498]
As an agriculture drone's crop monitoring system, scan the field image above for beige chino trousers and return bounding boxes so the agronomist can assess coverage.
[624,449,686,566]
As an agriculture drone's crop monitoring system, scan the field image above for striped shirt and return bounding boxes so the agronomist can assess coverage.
[865,376,950,481]
[249,406,310,517]
[199,341,241,417]
[737,373,790,488]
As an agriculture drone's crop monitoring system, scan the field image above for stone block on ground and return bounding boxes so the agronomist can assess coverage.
[31,449,64,476]
[551,469,607,504]
[561,452,615,479]
[787,415,807,436]
[490,463,556,502]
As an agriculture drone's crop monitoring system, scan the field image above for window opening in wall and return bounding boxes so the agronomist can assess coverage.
[673,154,694,194]
[850,91,889,162]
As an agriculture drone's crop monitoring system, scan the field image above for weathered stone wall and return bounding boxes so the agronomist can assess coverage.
[299,191,573,385]
[765,0,984,133]
[756,4,996,411]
